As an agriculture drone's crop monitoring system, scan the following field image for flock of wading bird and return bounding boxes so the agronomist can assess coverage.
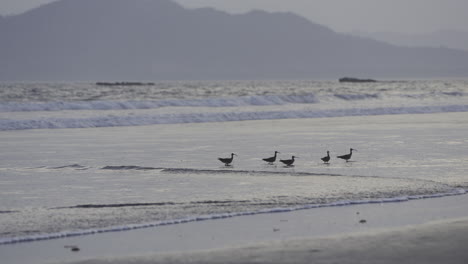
[218,148,356,166]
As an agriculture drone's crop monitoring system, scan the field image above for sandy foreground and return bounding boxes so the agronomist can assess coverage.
[74,217,468,264]
[1,193,468,264]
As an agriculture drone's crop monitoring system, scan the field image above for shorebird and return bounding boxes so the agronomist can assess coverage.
[280,156,296,166]
[321,151,330,163]
[263,151,280,164]
[218,153,237,166]
[337,148,356,162]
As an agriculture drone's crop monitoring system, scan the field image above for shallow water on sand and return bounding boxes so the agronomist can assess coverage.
[1,113,467,243]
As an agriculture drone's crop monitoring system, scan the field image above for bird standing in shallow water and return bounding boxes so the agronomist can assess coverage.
[218,153,237,166]
[263,151,280,164]
[280,156,296,166]
[337,148,356,162]
[321,151,330,163]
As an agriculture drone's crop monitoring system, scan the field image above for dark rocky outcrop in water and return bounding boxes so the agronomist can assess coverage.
[96,82,155,86]
[339,77,377,83]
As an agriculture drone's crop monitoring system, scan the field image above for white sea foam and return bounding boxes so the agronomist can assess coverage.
[0,94,318,112]
[1,104,468,131]
[1,91,466,113]
[0,188,464,245]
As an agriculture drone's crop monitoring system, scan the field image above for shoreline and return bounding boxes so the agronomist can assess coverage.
[1,187,464,246]
[2,193,468,264]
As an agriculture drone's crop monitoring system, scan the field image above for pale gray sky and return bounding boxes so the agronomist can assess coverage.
[1,0,467,34]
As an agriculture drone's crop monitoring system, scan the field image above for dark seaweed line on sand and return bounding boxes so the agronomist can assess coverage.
[50,199,254,210]
[100,165,343,177]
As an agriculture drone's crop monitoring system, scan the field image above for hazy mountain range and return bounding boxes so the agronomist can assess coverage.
[354,30,468,52]
[1,0,468,81]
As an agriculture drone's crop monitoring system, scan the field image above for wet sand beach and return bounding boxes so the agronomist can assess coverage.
[2,193,468,264]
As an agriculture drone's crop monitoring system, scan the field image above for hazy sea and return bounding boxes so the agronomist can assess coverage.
[1,80,468,244]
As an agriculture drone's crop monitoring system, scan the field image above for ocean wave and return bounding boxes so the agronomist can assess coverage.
[0,94,318,112]
[1,188,465,245]
[1,104,468,131]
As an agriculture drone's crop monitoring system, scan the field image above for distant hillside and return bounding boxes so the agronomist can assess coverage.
[354,30,468,52]
[1,0,468,81]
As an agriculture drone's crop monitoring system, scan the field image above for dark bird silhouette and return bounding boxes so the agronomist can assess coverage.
[337,148,356,162]
[321,151,330,163]
[280,156,296,166]
[263,151,280,164]
[218,153,237,166]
